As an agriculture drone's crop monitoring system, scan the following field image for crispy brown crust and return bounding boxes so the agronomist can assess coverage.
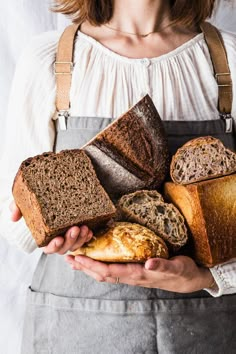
[12,171,51,246]
[164,174,236,267]
[70,221,169,262]
[92,116,155,181]
[177,136,219,148]
[83,95,169,196]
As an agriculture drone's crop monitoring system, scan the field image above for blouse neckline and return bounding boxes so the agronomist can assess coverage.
[77,30,204,64]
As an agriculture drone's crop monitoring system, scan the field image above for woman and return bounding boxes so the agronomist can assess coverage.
[1,0,236,352]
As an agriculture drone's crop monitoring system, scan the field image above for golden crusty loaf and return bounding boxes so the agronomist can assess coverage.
[164,174,236,267]
[12,150,116,247]
[83,95,169,200]
[70,222,169,262]
[170,136,236,185]
[117,190,188,252]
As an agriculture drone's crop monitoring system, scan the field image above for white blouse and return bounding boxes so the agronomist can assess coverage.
[1,28,236,296]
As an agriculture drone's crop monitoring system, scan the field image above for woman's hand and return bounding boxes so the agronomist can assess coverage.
[43,225,93,255]
[10,201,93,255]
[65,254,215,293]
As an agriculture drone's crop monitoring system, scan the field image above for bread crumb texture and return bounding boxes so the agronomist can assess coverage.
[12,150,116,246]
[171,136,236,184]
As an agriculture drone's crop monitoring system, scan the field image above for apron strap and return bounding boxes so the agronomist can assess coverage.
[54,22,232,121]
[200,22,232,115]
[54,23,80,115]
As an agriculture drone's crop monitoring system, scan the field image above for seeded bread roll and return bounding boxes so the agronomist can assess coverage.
[70,222,169,262]
[164,174,236,267]
[170,136,236,185]
[117,190,188,251]
[12,150,116,247]
[83,95,169,200]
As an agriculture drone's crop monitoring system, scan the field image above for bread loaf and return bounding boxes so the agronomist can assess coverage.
[12,150,116,247]
[70,221,169,262]
[164,174,236,267]
[117,190,188,251]
[83,95,169,200]
[170,136,236,185]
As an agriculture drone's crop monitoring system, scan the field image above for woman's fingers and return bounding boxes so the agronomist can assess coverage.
[43,225,93,255]
[10,201,22,221]
[65,255,121,282]
[145,257,177,273]
[57,225,91,255]
[43,236,65,254]
[67,255,146,285]
[79,267,107,283]
[70,226,93,251]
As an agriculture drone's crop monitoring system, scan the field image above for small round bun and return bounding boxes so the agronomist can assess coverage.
[70,222,169,262]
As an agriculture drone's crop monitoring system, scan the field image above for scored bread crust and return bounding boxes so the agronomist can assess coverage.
[83,95,169,199]
[117,189,164,204]
[12,150,116,247]
[117,190,188,251]
[70,222,169,262]
[170,136,236,185]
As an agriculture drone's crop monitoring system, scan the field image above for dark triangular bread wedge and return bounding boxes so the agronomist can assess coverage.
[170,136,236,185]
[70,221,169,262]
[12,150,116,247]
[117,190,188,251]
[83,95,169,200]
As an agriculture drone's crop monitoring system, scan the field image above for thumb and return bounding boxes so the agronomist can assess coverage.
[145,257,176,273]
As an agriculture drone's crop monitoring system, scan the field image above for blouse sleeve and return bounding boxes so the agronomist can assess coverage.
[204,260,236,297]
[0,31,59,252]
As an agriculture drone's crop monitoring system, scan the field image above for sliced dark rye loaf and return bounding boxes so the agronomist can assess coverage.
[12,150,116,247]
[170,136,236,185]
[83,95,169,200]
[117,190,188,251]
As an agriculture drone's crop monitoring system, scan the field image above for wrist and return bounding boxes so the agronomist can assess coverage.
[198,267,216,290]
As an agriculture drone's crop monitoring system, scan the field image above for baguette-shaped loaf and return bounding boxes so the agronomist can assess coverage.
[117,190,188,251]
[70,222,169,262]
[164,174,236,267]
[12,150,116,247]
[170,136,236,185]
[83,95,169,199]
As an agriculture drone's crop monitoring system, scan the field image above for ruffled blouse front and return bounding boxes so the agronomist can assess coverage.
[70,30,236,121]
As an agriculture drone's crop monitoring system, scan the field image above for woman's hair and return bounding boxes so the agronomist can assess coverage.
[53,0,216,27]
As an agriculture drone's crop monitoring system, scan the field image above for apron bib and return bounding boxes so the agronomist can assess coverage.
[21,116,236,354]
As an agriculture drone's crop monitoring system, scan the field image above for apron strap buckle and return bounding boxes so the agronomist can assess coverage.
[219,113,233,133]
[56,110,70,131]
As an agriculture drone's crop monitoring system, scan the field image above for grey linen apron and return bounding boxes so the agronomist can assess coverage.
[20,116,236,354]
